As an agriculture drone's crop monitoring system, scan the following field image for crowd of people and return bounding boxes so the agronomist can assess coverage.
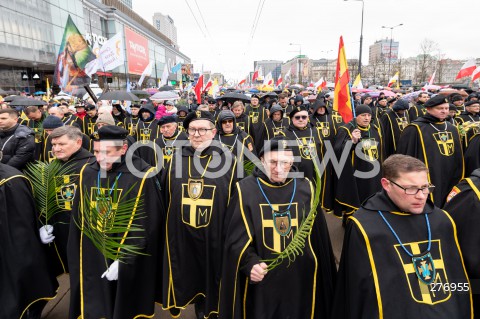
[0,86,479,318]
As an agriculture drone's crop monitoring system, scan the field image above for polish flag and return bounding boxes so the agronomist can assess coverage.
[194,75,204,104]
[276,75,283,87]
[456,59,477,80]
[472,67,480,82]
[203,79,212,93]
[252,69,259,82]
[428,70,436,85]
[238,78,246,86]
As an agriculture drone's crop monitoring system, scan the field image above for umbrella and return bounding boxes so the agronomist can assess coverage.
[150,91,180,101]
[130,90,151,98]
[158,85,175,92]
[307,94,317,102]
[261,92,278,99]
[3,95,19,102]
[380,90,396,97]
[98,90,140,101]
[145,88,158,95]
[218,92,251,104]
[290,84,305,90]
[9,97,47,106]
[34,91,46,95]
[248,88,260,93]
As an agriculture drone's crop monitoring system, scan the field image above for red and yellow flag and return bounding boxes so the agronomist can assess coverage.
[333,36,353,123]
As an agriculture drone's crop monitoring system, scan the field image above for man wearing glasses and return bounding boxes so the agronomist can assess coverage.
[160,110,238,319]
[332,154,472,319]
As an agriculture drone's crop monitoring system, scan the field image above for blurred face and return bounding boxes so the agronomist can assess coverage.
[272,111,282,121]
[278,97,287,107]
[165,104,174,111]
[231,106,243,118]
[378,99,387,107]
[208,102,216,110]
[130,107,140,116]
[112,106,121,115]
[221,118,234,134]
[417,93,429,104]
[48,107,64,119]
[427,103,449,120]
[75,106,85,113]
[316,107,326,115]
[251,97,259,106]
[363,97,372,104]
[59,105,70,114]
[86,109,97,117]
[0,113,17,130]
[141,111,151,120]
[93,141,127,171]
[355,93,361,100]
[466,103,480,114]
[51,135,82,161]
[27,109,43,121]
[292,110,309,129]
[261,150,294,183]
[96,122,109,129]
[356,113,372,127]
[381,171,430,214]
[449,109,457,117]
[453,99,464,106]
[160,122,177,138]
[187,120,216,150]
[44,128,54,135]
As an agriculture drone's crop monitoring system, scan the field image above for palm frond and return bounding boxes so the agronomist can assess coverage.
[262,155,322,271]
[76,182,148,263]
[24,160,74,225]
[243,160,261,176]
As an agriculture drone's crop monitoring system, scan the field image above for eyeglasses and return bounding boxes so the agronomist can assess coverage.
[265,160,292,168]
[388,179,435,195]
[187,127,213,136]
[294,115,308,120]
[222,119,234,124]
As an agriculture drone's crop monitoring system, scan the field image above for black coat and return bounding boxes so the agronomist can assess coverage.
[0,123,35,170]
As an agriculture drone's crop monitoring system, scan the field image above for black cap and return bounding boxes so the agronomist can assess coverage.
[377,96,388,102]
[424,95,449,108]
[251,94,261,99]
[289,105,309,118]
[183,110,215,129]
[449,103,457,111]
[96,125,129,141]
[465,100,480,107]
[258,136,293,158]
[131,103,141,108]
[355,104,372,116]
[43,115,64,129]
[85,103,96,111]
[158,115,177,126]
[450,94,464,102]
[392,99,410,111]
[75,103,85,108]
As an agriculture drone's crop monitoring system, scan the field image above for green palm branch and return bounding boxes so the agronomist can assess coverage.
[24,160,74,225]
[262,156,322,271]
[77,182,148,264]
[243,160,261,176]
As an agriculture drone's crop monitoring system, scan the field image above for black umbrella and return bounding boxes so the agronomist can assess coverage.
[130,90,151,98]
[158,85,175,92]
[3,95,20,102]
[218,92,251,104]
[9,97,47,106]
[98,90,139,101]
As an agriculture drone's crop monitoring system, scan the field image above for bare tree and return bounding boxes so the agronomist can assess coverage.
[416,39,439,84]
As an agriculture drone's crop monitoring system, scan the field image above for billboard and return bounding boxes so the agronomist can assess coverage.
[181,64,193,82]
[124,27,149,75]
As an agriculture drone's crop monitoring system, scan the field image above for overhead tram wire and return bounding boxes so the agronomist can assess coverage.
[184,0,207,38]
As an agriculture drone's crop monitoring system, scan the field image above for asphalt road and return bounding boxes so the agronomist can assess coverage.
[42,211,344,318]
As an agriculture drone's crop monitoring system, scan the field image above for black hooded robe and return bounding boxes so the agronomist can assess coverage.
[333,121,384,217]
[153,130,188,169]
[219,168,336,319]
[380,108,410,157]
[0,164,58,318]
[396,114,464,207]
[161,144,237,317]
[464,133,480,176]
[67,157,163,319]
[134,105,161,167]
[443,168,480,312]
[332,190,473,319]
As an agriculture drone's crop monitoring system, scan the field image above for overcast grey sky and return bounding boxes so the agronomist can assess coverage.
[133,0,480,81]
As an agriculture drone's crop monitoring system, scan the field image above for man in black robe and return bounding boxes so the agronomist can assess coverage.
[161,111,238,318]
[219,137,336,319]
[257,104,289,152]
[214,110,255,160]
[380,98,410,157]
[81,103,98,136]
[309,99,338,142]
[444,168,480,312]
[153,115,188,169]
[176,105,188,132]
[111,103,128,127]
[397,95,464,207]
[454,100,480,149]
[333,104,384,218]
[332,154,473,319]
[59,102,83,129]
[245,94,267,141]
[0,161,58,319]
[464,133,480,176]
[125,103,141,137]
[24,105,47,160]
[231,101,255,144]
[408,91,429,122]
[68,126,163,319]
[134,103,160,167]
[38,126,95,277]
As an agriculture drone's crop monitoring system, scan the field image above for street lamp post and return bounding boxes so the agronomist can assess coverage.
[289,43,302,84]
[382,23,403,76]
[344,0,364,77]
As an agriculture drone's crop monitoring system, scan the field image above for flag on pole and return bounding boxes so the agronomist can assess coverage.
[238,78,246,86]
[387,72,399,88]
[263,72,273,86]
[138,61,153,87]
[208,79,219,97]
[314,77,325,92]
[352,74,363,89]
[203,79,213,93]
[428,70,436,85]
[252,69,259,82]
[160,65,169,87]
[472,67,480,82]
[276,74,283,87]
[194,75,204,104]
[171,63,182,73]
[285,68,292,82]
[333,36,354,123]
[456,59,477,80]
[54,15,96,94]
[46,77,51,100]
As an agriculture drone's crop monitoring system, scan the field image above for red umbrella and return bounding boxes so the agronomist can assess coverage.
[380,90,396,97]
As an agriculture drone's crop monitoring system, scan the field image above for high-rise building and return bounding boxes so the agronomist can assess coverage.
[118,0,132,9]
[152,12,178,45]
[369,38,399,65]
[254,60,282,82]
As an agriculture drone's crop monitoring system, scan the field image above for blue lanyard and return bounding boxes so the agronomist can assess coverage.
[97,170,122,197]
[256,177,296,212]
[377,210,431,257]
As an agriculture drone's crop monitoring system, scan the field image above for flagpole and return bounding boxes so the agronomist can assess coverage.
[348,82,356,119]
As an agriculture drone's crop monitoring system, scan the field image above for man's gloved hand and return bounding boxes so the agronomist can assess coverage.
[39,225,55,244]
[101,260,119,281]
